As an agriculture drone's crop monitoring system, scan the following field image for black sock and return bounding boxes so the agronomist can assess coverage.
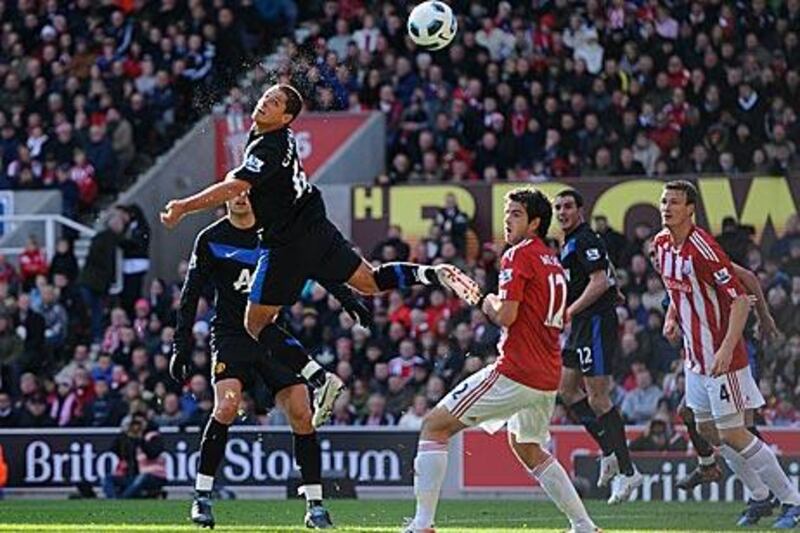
[599,408,635,476]
[198,417,229,484]
[569,398,614,455]
[257,325,325,387]
[681,409,715,460]
[374,263,438,291]
[294,432,322,505]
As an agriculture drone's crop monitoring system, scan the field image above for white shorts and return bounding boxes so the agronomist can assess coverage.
[685,366,765,427]
[438,364,556,444]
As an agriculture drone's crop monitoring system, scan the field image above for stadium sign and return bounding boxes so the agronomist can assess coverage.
[461,427,800,497]
[0,428,417,489]
[573,455,800,502]
[214,113,370,179]
[351,176,799,250]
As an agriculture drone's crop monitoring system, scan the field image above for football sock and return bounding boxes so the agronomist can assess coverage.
[530,455,595,531]
[599,408,635,476]
[569,398,613,455]
[196,417,229,493]
[741,437,800,505]
[257,325,326,388]
[374,263,439,291]
[720,444,769,501]
[412,440,448,528]
[295,432,323,507]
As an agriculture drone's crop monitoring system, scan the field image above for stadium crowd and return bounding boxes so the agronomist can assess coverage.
[0,1,799,435]
[220,0,800,182]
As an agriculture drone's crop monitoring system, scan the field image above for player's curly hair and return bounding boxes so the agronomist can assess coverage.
[278,84,303,123]
[506,187,552,239]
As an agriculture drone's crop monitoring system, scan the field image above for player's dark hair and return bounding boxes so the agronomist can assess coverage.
[555,189,584,208]
[506,187,552,239]
[664,179,698,205]
[278,84,303,123]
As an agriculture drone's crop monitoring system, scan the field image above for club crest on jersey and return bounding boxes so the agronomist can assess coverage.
[244,154,264,173]
[499,269,513,286]
[713,267,731,284]
[214,362,226,375]
[585,248,600,261]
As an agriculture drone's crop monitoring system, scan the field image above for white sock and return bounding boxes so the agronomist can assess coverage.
[412,440,449,528]
[698,454,716,467]
[301,360,324,381]
[531,456,595,531]
[720,445,769,501]
[741,437,800,505]
[195,473,214,492]
[298,484,323,502]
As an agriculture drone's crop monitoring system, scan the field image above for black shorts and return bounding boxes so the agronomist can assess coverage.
[248,219,362,306]
[209,333,304,394]
[562,308,619,377]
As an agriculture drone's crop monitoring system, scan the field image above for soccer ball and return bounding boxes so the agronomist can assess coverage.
[407,1,457,51]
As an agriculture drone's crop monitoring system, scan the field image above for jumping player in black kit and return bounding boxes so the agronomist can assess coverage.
[553,190,643,505]
[161,84,480,421]
[171,193,369,529]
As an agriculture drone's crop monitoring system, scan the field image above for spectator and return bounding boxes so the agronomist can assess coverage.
[621,368,662,424]
[83,379,125,427]
[79,211,125,342]
[14,294,46,373]
[0,315,23,394]
[629,418,688,452]
[153,392,187,427]
[18,237,48,291]
[397,394,430,430]
[102,413,167,499]
[357,393,395,426]
[0,392,19,427]
[40,285,68,349]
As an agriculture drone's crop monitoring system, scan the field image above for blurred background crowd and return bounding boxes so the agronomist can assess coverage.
[0,0,799,436]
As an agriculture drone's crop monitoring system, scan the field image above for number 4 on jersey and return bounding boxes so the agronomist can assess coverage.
[233,269,252,293]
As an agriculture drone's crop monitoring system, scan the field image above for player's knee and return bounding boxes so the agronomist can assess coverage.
[697,422,720,447]
[214,397,239,425]
[586,391,612,415]
[288,406,313,433]
[420,408,454,442]
[508,436,549,469]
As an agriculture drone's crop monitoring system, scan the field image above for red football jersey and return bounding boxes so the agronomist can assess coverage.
[652,225,748,375]
[496,237,567,391]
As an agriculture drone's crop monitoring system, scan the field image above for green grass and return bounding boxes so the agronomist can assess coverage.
[0,499,773,532]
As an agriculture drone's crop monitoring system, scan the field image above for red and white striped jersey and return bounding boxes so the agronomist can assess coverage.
[652,225,748,376]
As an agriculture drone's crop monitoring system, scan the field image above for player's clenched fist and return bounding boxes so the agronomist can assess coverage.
[161,200,186,229]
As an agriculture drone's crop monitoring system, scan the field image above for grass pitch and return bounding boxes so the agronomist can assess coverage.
[0,499,770,532]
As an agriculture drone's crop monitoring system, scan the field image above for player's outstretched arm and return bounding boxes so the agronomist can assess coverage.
[161,177,251,229]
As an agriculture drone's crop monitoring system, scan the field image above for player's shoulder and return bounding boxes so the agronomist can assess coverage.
[197,217,233,243]
[504,238,559,266]
[652,227,671,247]
[688,226,724,262]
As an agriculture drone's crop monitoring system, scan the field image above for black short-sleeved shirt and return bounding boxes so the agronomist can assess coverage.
[175,218,261,354]
[560,222,618,318]
[230,126,326,245]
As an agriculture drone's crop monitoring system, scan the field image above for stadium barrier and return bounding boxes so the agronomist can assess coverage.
[2,426,798,501]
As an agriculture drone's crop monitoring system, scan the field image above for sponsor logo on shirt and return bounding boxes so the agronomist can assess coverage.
[664,277,692,293]
[585,248,601,261]
[244,154,264,173]
[713,267,731,285]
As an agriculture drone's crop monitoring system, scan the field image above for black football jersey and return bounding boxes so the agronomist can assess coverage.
[175,218,262,352]
[560,222,618,318]
[230,127,326,245]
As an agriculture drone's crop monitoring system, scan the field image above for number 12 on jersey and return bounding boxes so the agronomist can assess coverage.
[545,272,568,329]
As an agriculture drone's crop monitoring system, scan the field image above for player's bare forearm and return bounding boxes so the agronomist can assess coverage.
[567,271,608,317]
[732,263,772,324]
[721,295,749,351]
[482,294,518,327]
[182,179,250,214]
